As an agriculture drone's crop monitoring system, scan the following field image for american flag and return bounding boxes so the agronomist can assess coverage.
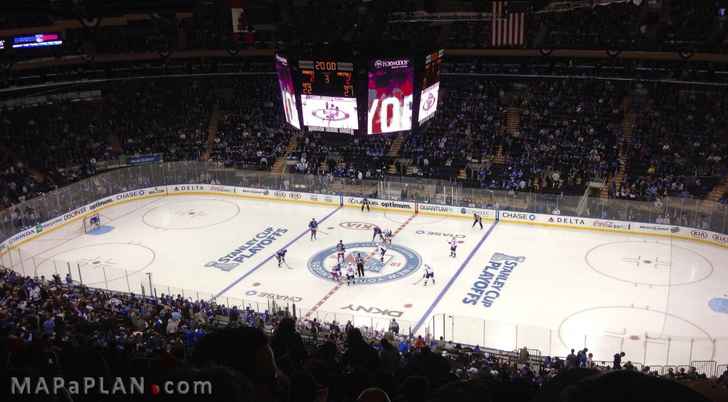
[491,1,526,48]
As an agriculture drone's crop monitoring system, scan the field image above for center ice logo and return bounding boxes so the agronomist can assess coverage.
[308,241,422,285]
[311,104,350,122]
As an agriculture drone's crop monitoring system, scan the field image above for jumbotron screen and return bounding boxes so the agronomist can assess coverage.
[299,60,358,131]
[418,49,444,124]
[367,58,414,134]
[301,95,359,130]
[275,54,301,129]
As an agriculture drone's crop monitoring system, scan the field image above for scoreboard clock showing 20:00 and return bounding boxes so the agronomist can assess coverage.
[299,60,355,97]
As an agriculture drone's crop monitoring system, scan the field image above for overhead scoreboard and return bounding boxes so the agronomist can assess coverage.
[274,49,444,135]
[299,59,358,133]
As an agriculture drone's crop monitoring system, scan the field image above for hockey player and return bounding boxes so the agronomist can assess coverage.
[472,212,483,229]
[331,262,342,282]
[355,253,365,277]
[379,242,388,263]
[346,262,356,285]
[449,237,458,258]
[383,228,393,244]
[336,240,346,263]
[361,197,371,212]
[373,226,383,242]
[309,218,319,240]
[276,249,287,268]
[423,264,435,286]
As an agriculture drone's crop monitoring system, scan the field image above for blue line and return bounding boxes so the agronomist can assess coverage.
[211,205,342,300]
[412,220,499,334]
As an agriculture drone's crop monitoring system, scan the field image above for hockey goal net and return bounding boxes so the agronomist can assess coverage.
[83,213,102,233]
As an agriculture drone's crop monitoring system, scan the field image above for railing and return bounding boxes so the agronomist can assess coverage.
[1,161,727,368]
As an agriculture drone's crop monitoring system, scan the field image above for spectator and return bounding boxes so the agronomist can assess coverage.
[389,318,400,335]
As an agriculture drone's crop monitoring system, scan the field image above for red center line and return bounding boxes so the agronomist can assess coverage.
[304,213,417,318]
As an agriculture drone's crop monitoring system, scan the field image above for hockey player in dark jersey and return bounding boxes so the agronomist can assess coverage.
[361,197,371,212]
[309,218,318,240]
[276,249,287,268]
[379,242,387,263]
[331,262,342,282]
[336,240,346,263]
[373,226,383,242]
[472,212,483,229]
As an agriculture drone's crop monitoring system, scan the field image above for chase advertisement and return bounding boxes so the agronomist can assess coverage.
[367,58,414,134]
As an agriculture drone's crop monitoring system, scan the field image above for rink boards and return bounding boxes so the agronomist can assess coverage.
[2,183,727,258]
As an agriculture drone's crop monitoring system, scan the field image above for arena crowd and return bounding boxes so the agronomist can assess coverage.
[0,267,726,401]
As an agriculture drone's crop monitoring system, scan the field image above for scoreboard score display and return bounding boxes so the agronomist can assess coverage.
[299,60,355,97]
[299,60,358,132]
[275,49,443,135]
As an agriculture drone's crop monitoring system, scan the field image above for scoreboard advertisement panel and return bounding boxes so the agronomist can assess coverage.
[418,49,444,124]
[367,58,414,134]
[275,54,301,129]
[299,60,358,131]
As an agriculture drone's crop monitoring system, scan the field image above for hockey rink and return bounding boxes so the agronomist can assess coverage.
[5,194,728,366]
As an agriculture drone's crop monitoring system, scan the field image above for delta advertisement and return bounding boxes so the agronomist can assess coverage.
[367,58,414,134]
[275,54,301,129]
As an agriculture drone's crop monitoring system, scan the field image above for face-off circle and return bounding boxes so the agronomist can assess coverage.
[311,106,350,122]
[142,199,240,230]
[584,240,713,286]
[558,306,715,362]
[35,242,156,285]
[308,242,422,285]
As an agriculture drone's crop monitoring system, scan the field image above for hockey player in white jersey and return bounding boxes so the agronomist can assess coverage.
[423,264,435,286]
[449,237,458,258]
[346,262,356,286]
[383,228,393,244]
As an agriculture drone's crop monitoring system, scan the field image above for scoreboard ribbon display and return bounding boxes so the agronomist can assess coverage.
[367,58,414,134]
